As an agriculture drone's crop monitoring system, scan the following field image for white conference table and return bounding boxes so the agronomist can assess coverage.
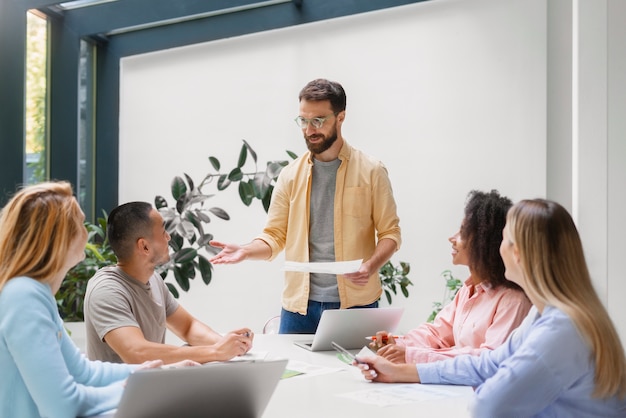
[253,334,473,418]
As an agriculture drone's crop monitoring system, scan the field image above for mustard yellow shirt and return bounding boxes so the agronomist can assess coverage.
[257,141,401,314]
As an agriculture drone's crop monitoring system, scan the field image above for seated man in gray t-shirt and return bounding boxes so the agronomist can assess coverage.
[84,201,253,364]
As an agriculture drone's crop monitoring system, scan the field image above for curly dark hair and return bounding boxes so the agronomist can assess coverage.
[461,189,519,289]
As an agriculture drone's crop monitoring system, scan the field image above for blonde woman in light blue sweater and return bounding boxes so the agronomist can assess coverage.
[0,181,196,418]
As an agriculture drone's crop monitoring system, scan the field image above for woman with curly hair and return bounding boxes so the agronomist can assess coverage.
[371,190,531,363]
[359,199,626,416]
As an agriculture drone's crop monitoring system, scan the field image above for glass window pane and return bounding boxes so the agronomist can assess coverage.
[77,39,95,218]
[25,11,48,184]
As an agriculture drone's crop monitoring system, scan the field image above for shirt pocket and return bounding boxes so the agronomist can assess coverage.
[343,186,370,218]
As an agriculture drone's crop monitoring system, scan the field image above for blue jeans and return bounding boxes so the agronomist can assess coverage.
[279,300,379,334]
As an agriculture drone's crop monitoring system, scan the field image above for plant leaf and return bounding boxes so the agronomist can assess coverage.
[266,161,286,179]
[252,172,270,199]
[238,181,254,206]
[195,210,211,223]
[217,174,231,191]
[197,233,214,247]
[171,176,187,201]
[262,187,273,213]
[169,233,183,252]
[174,267,190,292]
[176,220,196,240]
[155,195,168,209]
[243,139,258,163]
[384,289,392,305]
[198,255,213,285]
[208,207,230,220]
[173,247,197,264]
[228,167,243,182]
[286,150,298,160]
[209,156,220,171]
[184,173,195,191]
[237,144,248,168]
[166,282,180,298]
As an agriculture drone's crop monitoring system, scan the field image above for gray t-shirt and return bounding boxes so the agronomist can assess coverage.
[84,265,179,363]
[309,157,341,302]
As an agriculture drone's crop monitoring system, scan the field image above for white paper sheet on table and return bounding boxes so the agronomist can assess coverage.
[338,384,466,407]
[283,259,362,274]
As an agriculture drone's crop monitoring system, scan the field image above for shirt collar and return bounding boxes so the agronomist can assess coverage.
[466,276,496,295]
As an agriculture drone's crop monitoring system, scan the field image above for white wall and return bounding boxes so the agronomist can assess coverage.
[119,0,548,337]
[607,0,626,345]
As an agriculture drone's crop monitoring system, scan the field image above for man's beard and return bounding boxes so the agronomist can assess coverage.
[304,126,338,155]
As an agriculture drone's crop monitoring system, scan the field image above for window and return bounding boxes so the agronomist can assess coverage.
[25,11,48,184]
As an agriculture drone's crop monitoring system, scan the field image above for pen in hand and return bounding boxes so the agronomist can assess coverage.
[365,335,401,342]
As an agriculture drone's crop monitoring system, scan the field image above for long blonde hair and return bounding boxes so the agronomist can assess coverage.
[506,199,626,398]
[0,181,81,291]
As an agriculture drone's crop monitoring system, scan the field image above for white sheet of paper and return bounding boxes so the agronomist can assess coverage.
[338,384,466,407]
[283,259,363,274]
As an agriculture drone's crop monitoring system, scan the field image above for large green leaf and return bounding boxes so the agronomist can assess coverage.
[217,174,231,191]
[237,144,248,168]
[169,233,183,252]
[266,161,286,179]
[173,247,197,263]
[174,267,190,292]
[176,220,196,240]
[198,255,212,285]
[184,173,195,191]
[208,207,229,220]
[243,139,258,163]
[166,282,179,298]
[209,156,220,171]
[171,176,187,201]
[197,233,213,247]
[238,181,254,206]
[252,172,270,199]
[154,195,168,209]
[262,187,273,213]
[228,167,243,182]
[195,210,211,223]
[179,261,196,280]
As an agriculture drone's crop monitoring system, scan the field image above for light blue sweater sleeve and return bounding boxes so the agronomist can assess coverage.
[0,277,135,418]
[417,306,626,417]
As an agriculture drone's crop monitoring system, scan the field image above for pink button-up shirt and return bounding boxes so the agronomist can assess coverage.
[397,277,531,363]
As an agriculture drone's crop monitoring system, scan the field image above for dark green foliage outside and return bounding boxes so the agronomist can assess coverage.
[56,213,116,321]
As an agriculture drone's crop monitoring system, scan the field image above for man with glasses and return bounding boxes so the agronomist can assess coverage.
[210,79,402,333]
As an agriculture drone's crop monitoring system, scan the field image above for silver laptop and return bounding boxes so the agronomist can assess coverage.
[97,359,287,418]
[294,307,403,351]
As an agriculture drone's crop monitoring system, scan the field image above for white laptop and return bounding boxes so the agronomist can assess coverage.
[294,307,403,351]
[95,359,287,418]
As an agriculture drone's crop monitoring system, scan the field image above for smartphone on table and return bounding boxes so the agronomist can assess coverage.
[331,341,364,365]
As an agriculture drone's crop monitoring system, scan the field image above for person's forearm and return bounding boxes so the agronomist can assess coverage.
[183,321,223,346]
[396,363,421,382]
[364,238,397,273]
[119,342,224,365]
[243,239,272,260]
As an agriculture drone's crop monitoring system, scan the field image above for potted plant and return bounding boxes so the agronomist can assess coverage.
[56,212,116,322]
[379,260,412,304]
[427,269,462,322]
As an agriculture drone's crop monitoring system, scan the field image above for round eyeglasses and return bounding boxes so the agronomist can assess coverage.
[294,113,337,129]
